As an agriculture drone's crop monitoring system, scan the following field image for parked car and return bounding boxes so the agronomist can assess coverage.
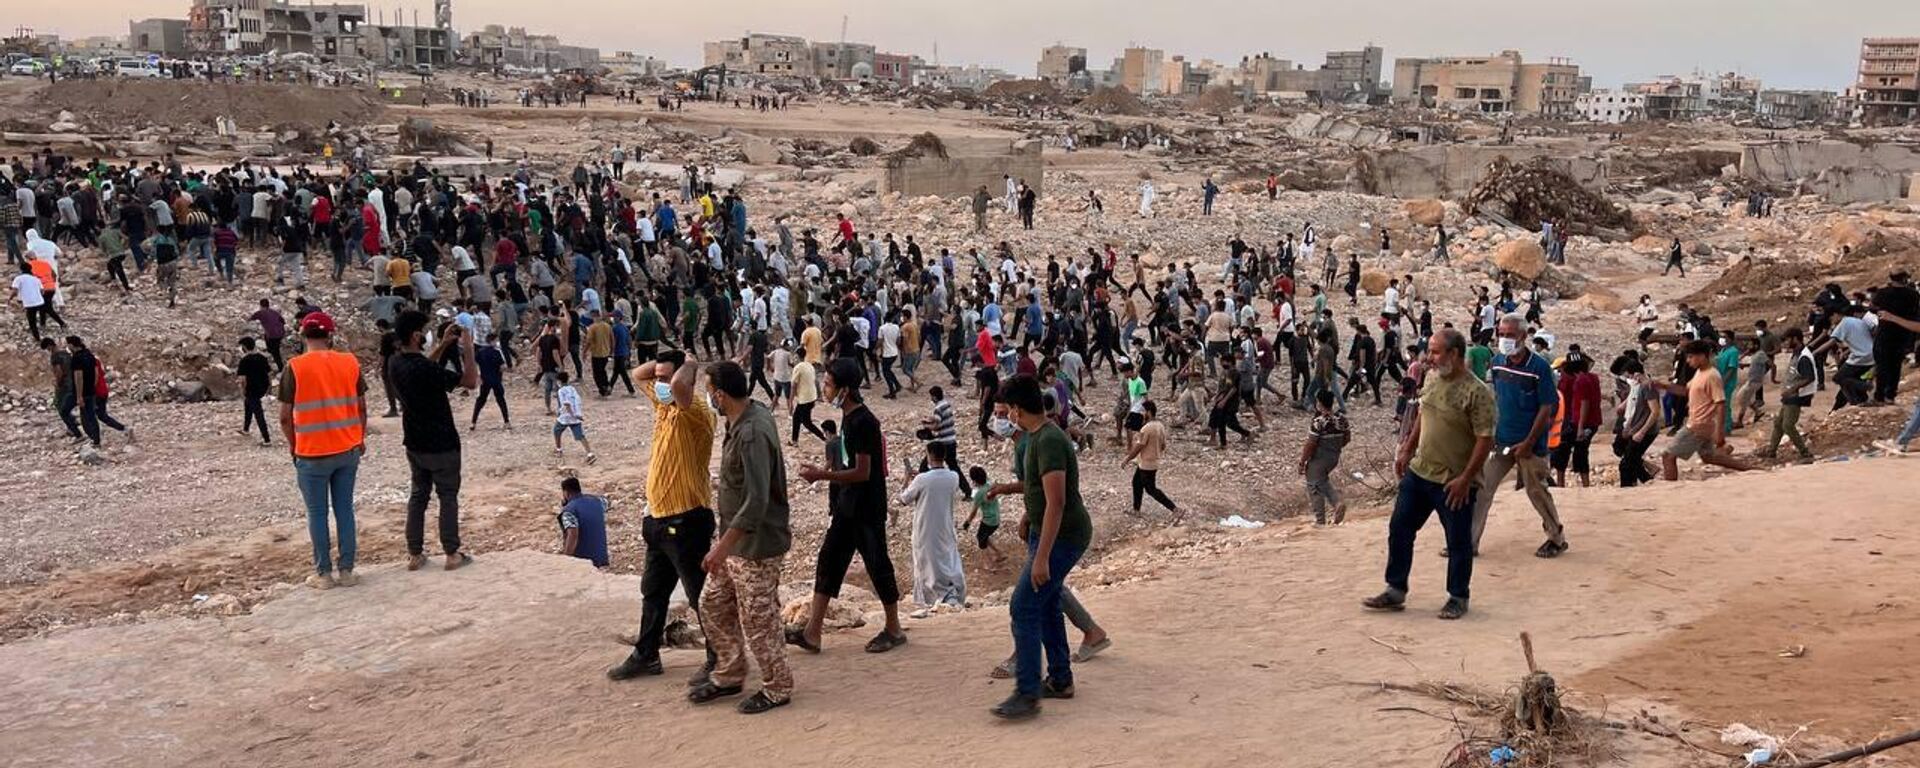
[9,59,48,76]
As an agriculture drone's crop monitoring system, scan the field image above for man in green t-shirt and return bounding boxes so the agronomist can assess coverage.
[1364,328,1494,620]
[991,374,1094,722]
[1466,330,1494,382]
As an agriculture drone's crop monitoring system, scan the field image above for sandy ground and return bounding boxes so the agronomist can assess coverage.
[2,457,1915,768]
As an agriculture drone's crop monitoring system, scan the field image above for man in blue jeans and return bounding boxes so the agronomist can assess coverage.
[278,312,369,590]
[992,374,1095,721]
[1364,329,1494,620]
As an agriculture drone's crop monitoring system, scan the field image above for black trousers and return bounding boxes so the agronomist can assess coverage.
[611,354,636,394]
[1132,468,1177,512]
[1384,474,1478,600]
[1873,340,1909,402]
[471,380,509,424]
[591,355,611,395]
[405,449,463,556]
[243,395,271,441]
[791,401,824,442]
[813,511,901,604]
[265,336,285,369]
[1616,431,1656,487]
[634,508,718,664]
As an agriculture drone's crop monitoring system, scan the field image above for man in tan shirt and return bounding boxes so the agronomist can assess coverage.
[585,310,614,397]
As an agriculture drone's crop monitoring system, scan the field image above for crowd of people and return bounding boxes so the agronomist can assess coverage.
[6,137,1918,718]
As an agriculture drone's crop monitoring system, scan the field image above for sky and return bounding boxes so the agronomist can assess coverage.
[21,0,1920,90]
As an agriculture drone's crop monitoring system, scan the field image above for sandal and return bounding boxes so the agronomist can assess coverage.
[407,554,428,571]
[1070,637,1112,663]
[687,681,743,704]
[863,630,908,654]
[989,657,1015,679]
[783,627,821,654]
[445,552,474,571]
[738,690,790,715]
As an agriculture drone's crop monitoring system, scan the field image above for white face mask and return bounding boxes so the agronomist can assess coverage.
[990,416,1016,438]
[1497,337,1520,356]
[654,381,674,401]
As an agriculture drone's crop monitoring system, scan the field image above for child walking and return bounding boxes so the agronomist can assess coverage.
[552,371,597,464]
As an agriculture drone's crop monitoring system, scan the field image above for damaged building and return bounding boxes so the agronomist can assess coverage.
[1392,50,1583,116]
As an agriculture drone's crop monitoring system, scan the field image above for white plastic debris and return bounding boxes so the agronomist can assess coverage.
[1218,515,1265,529]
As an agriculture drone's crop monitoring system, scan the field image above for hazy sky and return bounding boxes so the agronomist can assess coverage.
[23,0,1918,90]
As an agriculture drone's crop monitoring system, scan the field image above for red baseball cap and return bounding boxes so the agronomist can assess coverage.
[299,311,336,336]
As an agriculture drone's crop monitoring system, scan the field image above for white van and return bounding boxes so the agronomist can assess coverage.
[116,59,162,78]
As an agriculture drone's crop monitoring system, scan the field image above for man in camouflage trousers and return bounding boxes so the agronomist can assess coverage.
[693,361,794,714]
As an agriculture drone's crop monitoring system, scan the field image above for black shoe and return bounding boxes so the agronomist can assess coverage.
[687,680,744,704]
[990,693,1042,721]
[738,690,790,714]
[1534,540,1567,558]
[1438,598,1469,620]
[1041,679,1075,699]
[687,662,716,687]
[1361,591,1406,612]
[606,653,664,680]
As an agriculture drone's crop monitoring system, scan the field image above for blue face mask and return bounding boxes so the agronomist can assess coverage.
[654,381,674,402]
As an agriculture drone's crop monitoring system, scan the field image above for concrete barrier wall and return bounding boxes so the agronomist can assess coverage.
[1739,140,1920,185]
[882,139,1044,198]
[1358,145,1606,199]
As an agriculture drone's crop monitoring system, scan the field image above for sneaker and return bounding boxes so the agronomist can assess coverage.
[306,573,335,590]
[990,693,1042,721]
[1361,590,1406,612]
[334,570,361,587]
[1041,679,1075,699]
[606,653,664,680]
[1873,439,1910,455]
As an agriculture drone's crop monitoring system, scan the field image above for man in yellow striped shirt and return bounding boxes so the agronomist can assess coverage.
[609,349,721,683]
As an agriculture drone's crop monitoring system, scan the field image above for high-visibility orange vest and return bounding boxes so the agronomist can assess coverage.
[1548,398,1568,450]
[289,349,364,457]
[29,259,55,291]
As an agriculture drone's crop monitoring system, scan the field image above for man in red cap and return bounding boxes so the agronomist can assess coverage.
[278,311,370,590]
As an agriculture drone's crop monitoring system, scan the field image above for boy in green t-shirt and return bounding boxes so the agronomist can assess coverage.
[962,465,1003,562]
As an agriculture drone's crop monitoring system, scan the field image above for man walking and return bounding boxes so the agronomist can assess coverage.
[609,350,720,682]
[278,312,367,590]
[1467,314,1566,559]
[1363,329,1494,620]
[389,310,479,571]
[791,359,908,654]
[689,361,794,714]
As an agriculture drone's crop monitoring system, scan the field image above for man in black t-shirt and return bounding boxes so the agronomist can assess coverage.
[536,318,564,415]
[388,310,478,570]
[236,337,274,445]
[790,359,907,654]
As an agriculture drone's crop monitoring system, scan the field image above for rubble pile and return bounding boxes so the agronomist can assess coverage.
[38,79,385,136]
[1077,85,1146,116]
[1466,156,1635,234]
[979,79,1066,108]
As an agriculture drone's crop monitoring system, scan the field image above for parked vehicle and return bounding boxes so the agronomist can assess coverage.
[9,59,48,76]
[115,59,162,78]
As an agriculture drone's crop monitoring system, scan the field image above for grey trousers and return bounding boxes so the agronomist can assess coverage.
[1304,455,1342,521]
[1469,448,1564,550]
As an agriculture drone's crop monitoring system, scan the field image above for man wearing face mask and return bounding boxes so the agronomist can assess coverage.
[789,359,908,655]
[609,349,720,683]
[1466,314,1567,559]
[1364,328,1494,620]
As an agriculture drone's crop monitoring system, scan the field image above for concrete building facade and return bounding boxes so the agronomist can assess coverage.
[1858,37,1920,124]
[462,25,598,70]
[1756,89,1838,123]
[1575,90,1645,123]
[1392,50,1582,115]
[1119,46,1166,95]
[813,41,877,80]
[128,18,191,57]
[1321,46,1384,101]
[872,51,915,85]
[1037,44,1086,84]
[361,22,451,66]
[703,33,814,77]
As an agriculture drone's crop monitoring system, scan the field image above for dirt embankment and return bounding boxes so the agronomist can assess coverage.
[33,79,387,132]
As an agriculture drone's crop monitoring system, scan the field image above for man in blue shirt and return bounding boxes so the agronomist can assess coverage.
[558,477,610,567]
[610,309,635,396]
[1468,313,1566,558]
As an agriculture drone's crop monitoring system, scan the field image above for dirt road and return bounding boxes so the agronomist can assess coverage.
[4,457,1913,768]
